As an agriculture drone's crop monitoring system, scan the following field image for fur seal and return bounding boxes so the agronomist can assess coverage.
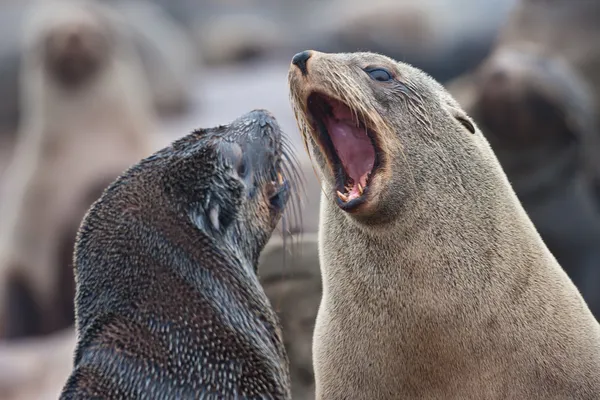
[0,0,157,339]
[60,109,295,399]
[0,0,194,136]
[288,50,600,399]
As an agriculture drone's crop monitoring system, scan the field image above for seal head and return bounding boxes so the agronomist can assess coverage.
[35,5,115,89]
[61,109,297,399]
[289,50,476,222]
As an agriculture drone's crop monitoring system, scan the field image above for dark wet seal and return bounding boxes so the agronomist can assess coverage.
[59,109,301,399]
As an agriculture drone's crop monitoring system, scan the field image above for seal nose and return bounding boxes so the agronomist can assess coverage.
[291,51,312,76]
[246,109,278,128]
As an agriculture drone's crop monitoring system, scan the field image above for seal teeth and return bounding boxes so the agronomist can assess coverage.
[337,190,349,202]
[277,172,284,185]
[357,183,363,195]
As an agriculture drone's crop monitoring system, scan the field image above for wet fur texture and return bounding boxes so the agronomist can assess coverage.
[0,0,157,338]
[60,110,294,399]
[288,51,600,399]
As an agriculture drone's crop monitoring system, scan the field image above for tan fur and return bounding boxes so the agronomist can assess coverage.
[0,0,158,337]
[288,51,600,399]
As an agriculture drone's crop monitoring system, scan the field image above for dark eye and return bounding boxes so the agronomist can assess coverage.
[237,158,248,178]
[366,68,393,82]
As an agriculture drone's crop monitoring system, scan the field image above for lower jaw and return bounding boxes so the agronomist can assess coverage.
[335,194,367,212]
[333,180,371,212]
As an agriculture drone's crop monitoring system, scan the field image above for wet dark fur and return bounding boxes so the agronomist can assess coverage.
[60,110,296,399]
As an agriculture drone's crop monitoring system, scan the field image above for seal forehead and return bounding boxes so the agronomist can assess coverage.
[315,51,412,80]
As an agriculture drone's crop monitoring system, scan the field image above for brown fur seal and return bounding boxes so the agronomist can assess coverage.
[288,50,600,399]
[60,109,296,399]
[0,0,157,339]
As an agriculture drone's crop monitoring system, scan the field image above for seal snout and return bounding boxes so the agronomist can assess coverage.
[233,109,293,214]
[237,109,283,147]
[44,22,108,88]
[245,109,279,129]
[477,51,574,146]
[291,50,312,76]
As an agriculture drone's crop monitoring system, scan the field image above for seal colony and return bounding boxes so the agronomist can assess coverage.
[0,0,157,339]
[60,110,296,399]
[289,50,600,399]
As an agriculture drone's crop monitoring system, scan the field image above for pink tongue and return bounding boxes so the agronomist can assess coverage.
[324,114,375,199]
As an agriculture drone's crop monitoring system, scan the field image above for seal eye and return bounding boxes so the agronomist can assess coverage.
[365,68,393,82]
[237,158,248,178]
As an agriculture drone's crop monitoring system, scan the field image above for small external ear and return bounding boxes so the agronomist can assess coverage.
[209,204,220,231]
[447,103,476,134]
[202,199,235,234]
[456,115,476,134]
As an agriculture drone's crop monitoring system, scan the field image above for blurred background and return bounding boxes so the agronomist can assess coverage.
[0,0,598,399]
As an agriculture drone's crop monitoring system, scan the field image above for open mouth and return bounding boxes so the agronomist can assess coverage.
[266,170,290,212]
[306,93,379,211]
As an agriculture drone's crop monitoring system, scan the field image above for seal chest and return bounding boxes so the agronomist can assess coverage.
[60,110,296,399]
[289,50,600,399]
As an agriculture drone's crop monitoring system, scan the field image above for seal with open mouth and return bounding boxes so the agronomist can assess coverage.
[289,50,600,399]
[59,110,297,399]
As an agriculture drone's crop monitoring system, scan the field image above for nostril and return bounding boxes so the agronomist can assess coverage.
[291,50,312,76]
[247,109,277,128]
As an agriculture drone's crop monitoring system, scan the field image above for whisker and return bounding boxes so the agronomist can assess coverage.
[280,150,304,253]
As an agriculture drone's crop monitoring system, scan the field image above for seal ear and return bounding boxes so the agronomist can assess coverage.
[209,205,220,231]
[199,192,236,235]
[447,105,476,134]
[455,115,475,134]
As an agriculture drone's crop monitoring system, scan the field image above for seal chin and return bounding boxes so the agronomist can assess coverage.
[305,92,380,212]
